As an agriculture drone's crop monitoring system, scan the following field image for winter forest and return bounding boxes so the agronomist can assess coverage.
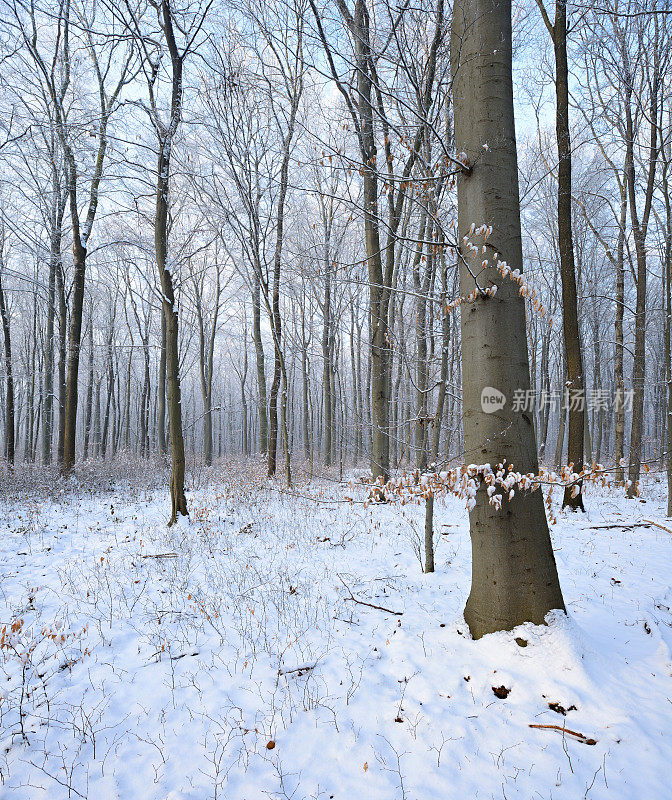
[0,0,671,797]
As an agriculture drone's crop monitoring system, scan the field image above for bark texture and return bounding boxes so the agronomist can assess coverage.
[452,0,565,638]
[0,257,14,466]
[155,0,189,524]
[552,0,585,510]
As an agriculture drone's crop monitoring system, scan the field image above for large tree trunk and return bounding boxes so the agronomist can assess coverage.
[267,299,281,476]
[424,492,435,573]
[42,225,60,464]
[155,0,189,524]
[62,239,87,474]
[0,263,14,466]
[60,108,112,473]
[240,341,249,455]
[301,306,311,461]
[140,336,150,457]
[349,308,359,465]
[538,327,551,460]
[553,0,585,510]
[267,91,298,483]
[93,376,102,457]
[111,363,119,457]
[624,24,658,498]
[124,348,132,451]
[452,0,565,638]
[25,292,37,462]
[267,250,285,477]
[432,249,451,462]
[354,0,390,483]
[391,292,405,469]
[593,323,604,462]
[662,139,672,515]
[203,392,213,465]
[157,142,187,523]
[614,191,626,482]
[56,261,67,465]
[625,104,646,498]
[356,315,364,462]
[100,330,114,459]
[413,208,430,470]
[195,275,218,468]
[252,272,267,455]
[667,223,672,516]
[83,318,94,460]
[157,311,167,454]
[323,263,333,467]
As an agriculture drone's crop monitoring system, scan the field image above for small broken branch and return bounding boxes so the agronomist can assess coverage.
[171,651,199,661]
[139,552,179,558]
[337,574,404,616]
[529,723,597,745]
[642,519,672,534]
[588,524,650,531]
[279,662,317,676]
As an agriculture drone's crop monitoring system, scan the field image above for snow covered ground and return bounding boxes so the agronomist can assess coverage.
[1,462,671,799]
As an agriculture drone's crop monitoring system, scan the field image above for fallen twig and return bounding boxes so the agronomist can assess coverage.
[344,596,403,614]
[588,524,650,531]
[139,552,179,559]
[171,651,199,661]
[337,574,404,615]
[529,723,597,745]
[643,519,672,534]
[279,662,317,676]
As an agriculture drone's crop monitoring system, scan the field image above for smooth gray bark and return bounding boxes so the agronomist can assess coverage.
[452,0,565,638]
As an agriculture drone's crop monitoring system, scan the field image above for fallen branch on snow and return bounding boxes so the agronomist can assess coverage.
[279,662,317,676]
[529,723,597,745]
[337,574,404,616]
[588,524,650,531]
[139,552,179,559]
[642,519,672,535]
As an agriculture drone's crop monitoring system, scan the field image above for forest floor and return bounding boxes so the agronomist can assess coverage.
[1,460,671,800]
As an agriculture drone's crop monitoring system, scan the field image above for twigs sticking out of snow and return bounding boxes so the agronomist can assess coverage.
[0,604,91,744]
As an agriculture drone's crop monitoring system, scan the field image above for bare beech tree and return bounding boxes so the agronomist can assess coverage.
[10,0,135,474]
[0,224,14,465]
[190,243,229,466]
[119,0,212,522]
[0,0,669,561]
[535,0,586,510]
[452,0,565,637]
[308,0,447,484]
